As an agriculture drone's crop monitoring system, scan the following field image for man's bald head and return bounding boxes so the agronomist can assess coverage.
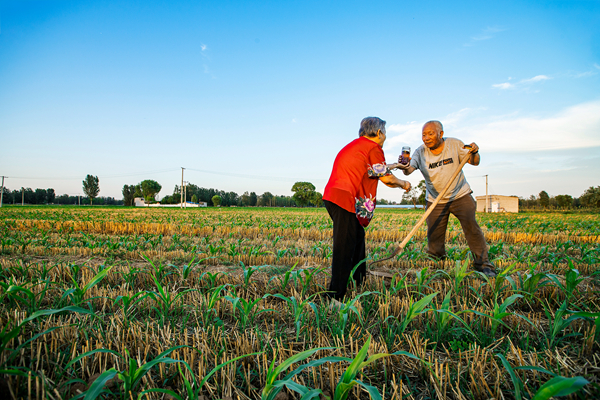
[423,120,443,133]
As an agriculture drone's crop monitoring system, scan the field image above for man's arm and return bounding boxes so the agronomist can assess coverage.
[466,143,480,166]
[390,162,417,175]
[379,173,411,190]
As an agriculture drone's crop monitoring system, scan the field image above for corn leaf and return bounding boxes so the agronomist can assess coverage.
[532,376,589,400]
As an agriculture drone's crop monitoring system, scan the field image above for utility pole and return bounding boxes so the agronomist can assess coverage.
[22,187,24,206]
[0,176,6,208]
[181,167,185,209]
[183,181,188,208]
[484,174,489,213]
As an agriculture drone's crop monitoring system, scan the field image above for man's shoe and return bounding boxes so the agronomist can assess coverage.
[478,267,497,278]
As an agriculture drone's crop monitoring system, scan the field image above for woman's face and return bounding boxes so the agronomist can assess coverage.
[376,129,386,147]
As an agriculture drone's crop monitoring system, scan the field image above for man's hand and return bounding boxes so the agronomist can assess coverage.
[464,142,480,166]
[394,162,412,171]
[466,142,479,153]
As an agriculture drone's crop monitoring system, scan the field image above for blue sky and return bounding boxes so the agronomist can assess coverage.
[1,0,599,202]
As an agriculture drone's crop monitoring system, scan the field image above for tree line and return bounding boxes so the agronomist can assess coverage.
[519,187,600,210]
[1,174,598,210]
[0,187,121,205]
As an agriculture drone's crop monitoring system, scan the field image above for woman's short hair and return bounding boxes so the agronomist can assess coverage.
[359,117,386,138]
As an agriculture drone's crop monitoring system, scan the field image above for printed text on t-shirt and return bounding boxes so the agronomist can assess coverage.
[429,158,454,169]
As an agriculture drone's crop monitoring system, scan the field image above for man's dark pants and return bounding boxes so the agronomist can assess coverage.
[426,194,493,269]
[324,200,367,299]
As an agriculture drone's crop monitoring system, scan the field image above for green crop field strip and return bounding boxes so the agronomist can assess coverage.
[1,206,599,399]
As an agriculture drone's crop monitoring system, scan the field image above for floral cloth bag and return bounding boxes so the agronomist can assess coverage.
[355,163,390,227]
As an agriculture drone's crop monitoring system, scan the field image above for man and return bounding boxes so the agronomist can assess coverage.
[323,117,411,299]
[398,120,496,277]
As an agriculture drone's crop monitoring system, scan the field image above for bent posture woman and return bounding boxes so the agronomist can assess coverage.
[323,117,411,299]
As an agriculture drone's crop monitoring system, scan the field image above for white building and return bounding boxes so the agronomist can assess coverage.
[475,195,519,213]
[134,198,207,208]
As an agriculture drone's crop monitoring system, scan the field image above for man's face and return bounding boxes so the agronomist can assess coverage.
[422,123,442,149]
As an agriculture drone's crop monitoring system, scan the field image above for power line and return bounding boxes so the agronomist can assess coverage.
[186,168,326,182]
[8,168,181,181]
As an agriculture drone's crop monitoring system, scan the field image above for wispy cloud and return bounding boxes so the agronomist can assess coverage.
[199,43,215,77]
[385,108,484,151]
[492,82,515,90]
[522,75,550,83]
[385,101,600,153]
[492,74,551,90]
[572,63,600,78]
[453,100,600,152]
[464,26,505,47]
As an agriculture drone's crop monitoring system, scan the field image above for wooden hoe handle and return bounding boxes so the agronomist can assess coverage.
[370,148,475,267]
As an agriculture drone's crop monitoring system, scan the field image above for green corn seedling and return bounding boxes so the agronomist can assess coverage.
[399,292,438,335]
[225,293,273,330]
[333,336,424,400]
[262,346,344,400]
[61,265,112,307]
[267,293,321,340]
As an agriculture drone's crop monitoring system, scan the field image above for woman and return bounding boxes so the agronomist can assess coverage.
[323,117,411,299]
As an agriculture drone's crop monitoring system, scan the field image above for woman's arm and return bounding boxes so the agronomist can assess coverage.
[379,174,411,190]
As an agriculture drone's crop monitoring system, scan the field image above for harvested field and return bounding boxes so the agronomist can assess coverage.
[1,206,599,399]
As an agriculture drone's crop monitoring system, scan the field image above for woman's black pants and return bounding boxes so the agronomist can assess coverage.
[324,200,367,299]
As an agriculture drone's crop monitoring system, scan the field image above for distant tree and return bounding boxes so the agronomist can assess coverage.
[403,180,426,208]
[82,175,100,205]
[22,188,35,204]
[222,192,238,206]
[122,185,136,206]
[258,192,274,207]
[555,194,573,209]
[240,191,251,206]
[212,195,222,206]
[291,182,316,207]
[140,180,162,202]
[34,189,47,204]
[579,186,600,208]
[1,186,10,204]
[539,191,550,208]
[249,192,258,206]
[417,180,427,204]
[134,184,143,198]
[191,194,198,204]
[310,191,323,207]
[46,188,55,204]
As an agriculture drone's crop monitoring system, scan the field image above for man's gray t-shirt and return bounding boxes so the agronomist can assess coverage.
[410,137,472,203]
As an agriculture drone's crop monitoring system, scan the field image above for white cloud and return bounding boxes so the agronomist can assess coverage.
[522,75,550,83]
[453,100,600,152]
[200,43,207,51]
[572,64,600,78]
[385,101,600,154]
[385,121,422,151]
[464,26,505,47]
[493,74,551,90]
[492,82,515,90]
